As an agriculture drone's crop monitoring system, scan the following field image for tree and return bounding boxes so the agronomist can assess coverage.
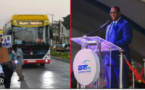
[62,14,70,30]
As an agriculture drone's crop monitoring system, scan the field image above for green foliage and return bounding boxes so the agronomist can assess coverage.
[51,51,70,60]
[61,55,70,60]
[50,46,53,48]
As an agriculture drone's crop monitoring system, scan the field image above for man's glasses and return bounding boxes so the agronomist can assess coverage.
[110,12,118,15]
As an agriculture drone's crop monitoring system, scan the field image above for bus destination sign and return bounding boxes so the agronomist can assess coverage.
[18,21,44,25]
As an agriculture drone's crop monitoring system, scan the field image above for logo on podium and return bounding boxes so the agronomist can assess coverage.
[73,49,100,85]
[78,60,91,73]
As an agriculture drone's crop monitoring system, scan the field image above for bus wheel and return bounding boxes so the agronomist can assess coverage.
[40,63,45,67]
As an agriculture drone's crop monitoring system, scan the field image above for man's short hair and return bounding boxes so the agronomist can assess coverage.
[111,6,120,12]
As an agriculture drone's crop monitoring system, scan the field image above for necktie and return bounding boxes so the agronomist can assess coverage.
[108,22,115,38]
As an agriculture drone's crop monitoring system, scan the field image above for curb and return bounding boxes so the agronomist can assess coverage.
[51,56,70,63]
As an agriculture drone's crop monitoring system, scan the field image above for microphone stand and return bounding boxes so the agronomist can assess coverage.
[83,20,112,37]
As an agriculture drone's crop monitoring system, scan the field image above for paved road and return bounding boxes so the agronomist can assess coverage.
[0,58,70,89]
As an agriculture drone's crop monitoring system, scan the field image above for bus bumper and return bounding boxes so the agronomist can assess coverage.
[24,59,50,64]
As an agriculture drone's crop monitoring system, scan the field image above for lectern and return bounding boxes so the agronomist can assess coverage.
[72,36,123,88]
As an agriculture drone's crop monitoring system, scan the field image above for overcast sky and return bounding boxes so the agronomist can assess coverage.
[0,0,70,27]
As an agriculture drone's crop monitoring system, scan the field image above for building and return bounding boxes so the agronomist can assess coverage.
[59,21,70,44]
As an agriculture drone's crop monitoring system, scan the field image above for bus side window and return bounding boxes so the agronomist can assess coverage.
[50,29,53,39]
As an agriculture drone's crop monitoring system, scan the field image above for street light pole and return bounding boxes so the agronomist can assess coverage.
[46,14,55,44]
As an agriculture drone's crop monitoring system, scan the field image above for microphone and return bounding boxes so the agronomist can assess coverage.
[100,20,112,29]
[83,20,112,36]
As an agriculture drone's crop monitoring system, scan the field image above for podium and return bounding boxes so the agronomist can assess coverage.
[72,36,123,88]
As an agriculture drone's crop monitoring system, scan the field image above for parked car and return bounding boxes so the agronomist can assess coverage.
[64,44,70,52]
[52,44,65,52]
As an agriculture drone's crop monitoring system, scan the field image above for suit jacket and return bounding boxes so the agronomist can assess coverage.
[105,18,132,65]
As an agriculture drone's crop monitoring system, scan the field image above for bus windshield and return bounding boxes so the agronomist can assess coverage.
[12,26,46,44]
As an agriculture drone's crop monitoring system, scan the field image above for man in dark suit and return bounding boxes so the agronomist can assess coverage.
[105,6,132,88]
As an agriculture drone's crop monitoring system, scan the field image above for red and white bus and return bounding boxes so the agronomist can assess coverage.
[3,14,53,66]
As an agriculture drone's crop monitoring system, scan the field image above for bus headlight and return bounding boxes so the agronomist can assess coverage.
[46,55,49,58]
[15,60,18,64]
[46,60,48,62]
[44,54,49,59]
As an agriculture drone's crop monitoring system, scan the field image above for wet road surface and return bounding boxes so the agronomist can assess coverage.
[0,58,70,89]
